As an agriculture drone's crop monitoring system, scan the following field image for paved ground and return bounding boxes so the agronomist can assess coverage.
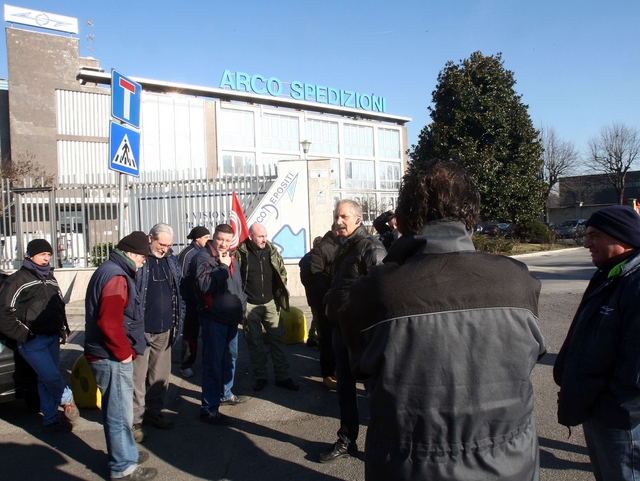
[0,248,597,480]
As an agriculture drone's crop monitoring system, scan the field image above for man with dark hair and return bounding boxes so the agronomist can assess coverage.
[554,205,640,481]
[299,235,323,347]
[178,226,210,379]
[319,200,386,463]
[132,223,184,443]
[341,162,545,480]
[85,231,157,481]
[194,224,248,425]
[236,223,297,392]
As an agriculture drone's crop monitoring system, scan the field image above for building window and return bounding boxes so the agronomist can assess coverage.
[222,152,255,175]
[380,195,398,212]
[344,124,373,157]
[262,114,299,151]
[331,159,340,189]
[380,161,402,190]
[378,128,400,159]
[345,160,375,189]
[220,108,255,148]
[305,119,339,154]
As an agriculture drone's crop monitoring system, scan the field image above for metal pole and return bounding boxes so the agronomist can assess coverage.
[118,173,125,237]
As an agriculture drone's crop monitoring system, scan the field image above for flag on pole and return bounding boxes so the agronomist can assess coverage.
[230,191,249,250]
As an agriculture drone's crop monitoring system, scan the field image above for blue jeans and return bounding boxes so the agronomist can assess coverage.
[583,417,640,481]
[200,318,238,414]
[332,327,359,445]
[90,358,139,479]
[18,334,72,425]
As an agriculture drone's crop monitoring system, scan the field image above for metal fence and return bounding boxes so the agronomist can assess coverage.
[0,168,277,270]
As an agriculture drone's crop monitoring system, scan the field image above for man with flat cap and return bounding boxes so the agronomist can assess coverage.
[555,205,640,481]
[178,226,210,378]
[85,231,157,481]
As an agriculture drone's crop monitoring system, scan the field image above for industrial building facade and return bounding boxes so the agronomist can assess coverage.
[5,24,411,216]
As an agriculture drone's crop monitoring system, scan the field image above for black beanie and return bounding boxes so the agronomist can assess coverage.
[27,239,53,257]
[187,226,210,240]
[117,231,150,255]
[585,205,640,248]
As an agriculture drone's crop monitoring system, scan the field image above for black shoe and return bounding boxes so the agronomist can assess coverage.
[200,411,232,426]
[275,378,299,391]
[318,440,357,463]
[110,467,158,481]
[252,379,268,392]
[220,395,249,406]
[137,450,149,464]
[306,338,318,347]
[142,413,173,430]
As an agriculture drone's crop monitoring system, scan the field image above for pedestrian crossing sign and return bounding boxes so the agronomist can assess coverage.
[109,121,140,177]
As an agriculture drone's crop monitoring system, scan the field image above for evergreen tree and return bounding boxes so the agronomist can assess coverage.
[410,52,546,223]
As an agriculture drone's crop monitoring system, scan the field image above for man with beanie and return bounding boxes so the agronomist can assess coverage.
[554,205,640,481]
[132,223,184,443]
[178,226,210,378]
[0,239,79,433]
[85,232,157,481]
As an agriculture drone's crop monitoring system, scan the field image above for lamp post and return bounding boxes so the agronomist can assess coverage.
[300,140,311,160]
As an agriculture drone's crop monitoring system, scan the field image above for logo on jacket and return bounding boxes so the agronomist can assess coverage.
[599,305,614,316]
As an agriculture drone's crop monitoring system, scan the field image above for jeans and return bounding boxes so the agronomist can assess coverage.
[244,300,290,381]
[584,417,640,481]
[18,333,72,425]
[201,318,238,414]
[90,358,139,479]
[332,327,359,445]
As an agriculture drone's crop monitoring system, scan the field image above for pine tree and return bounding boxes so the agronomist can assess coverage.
[410,52,546,223]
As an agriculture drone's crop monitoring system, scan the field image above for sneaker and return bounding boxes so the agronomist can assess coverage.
[252,379,268,392]
[137,450,149,464]
[143,413,174,430]
[200,411,232,426]
[180,367,195,378]
[275,378,299,391]
[323,376,337,391]
[110,466,157,481]
[62,396,80,423]
[132,423,147,443]
[220,395,249,406]
[43,418,73,433]
[318,440,357,463]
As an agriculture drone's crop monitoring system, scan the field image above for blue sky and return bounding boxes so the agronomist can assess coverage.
[2,1,638,166]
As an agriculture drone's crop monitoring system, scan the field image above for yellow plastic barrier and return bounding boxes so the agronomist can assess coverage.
[71,354,102,409]
[281,306,308,345]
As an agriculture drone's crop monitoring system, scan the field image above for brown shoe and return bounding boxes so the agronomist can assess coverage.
[323,376,337,391]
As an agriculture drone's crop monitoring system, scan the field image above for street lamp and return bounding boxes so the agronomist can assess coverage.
[300,140,311,159]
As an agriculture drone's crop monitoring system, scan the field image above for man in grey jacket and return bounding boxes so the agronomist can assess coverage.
[341,162,546,480]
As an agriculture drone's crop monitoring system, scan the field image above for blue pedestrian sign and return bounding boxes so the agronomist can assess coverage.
[111,69,142,129]
[109,122,140,177]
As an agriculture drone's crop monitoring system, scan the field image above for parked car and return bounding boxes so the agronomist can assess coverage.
[554,219,586,239]
[0,269,39,408]
[482,223,512,237]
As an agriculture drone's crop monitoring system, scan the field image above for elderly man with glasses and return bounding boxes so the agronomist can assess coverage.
[132,223,184,443]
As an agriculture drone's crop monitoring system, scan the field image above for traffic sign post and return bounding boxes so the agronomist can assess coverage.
[110,69,142,237]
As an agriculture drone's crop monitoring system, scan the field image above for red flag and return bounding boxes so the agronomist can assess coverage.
[230,191,249,250]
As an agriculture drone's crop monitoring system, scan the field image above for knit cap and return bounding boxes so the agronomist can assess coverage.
[26,239,53,257]
[187,226,210,240]
[116,231,150,255]
[585,205,640,248]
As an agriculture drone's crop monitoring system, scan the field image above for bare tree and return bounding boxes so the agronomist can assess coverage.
[1,152,55,186]
[587,122,640,205]
[540,126,579,221]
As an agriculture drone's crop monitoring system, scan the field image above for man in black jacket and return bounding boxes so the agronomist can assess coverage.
[319,200,386,463]
[341,162,545,480]
[554,205,640,481]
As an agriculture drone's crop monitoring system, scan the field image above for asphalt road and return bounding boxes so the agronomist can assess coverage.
[0,247,597,481]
